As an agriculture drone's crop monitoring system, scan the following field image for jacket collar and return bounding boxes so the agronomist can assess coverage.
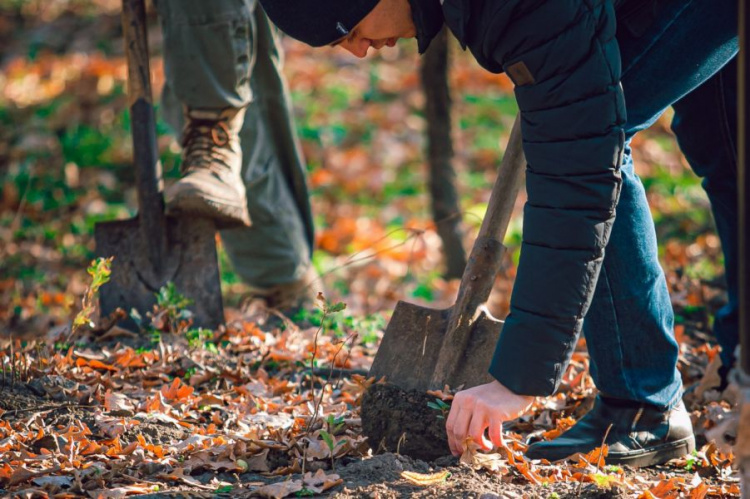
[407,0,445,53]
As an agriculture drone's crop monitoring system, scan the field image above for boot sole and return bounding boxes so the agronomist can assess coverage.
[166,191,251,229]
[606,435,696,468]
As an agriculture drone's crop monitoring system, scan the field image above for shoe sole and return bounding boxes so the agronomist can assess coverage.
[166,191,251,229]
[606,435,696,468]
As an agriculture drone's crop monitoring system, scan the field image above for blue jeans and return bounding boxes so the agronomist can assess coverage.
[583,0,738,408]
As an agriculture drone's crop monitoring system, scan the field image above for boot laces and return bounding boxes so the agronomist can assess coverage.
[181,118,233,175]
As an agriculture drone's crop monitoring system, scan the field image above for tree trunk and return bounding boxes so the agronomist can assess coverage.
[421,27,467,279]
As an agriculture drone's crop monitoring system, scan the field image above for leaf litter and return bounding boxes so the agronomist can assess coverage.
[0,291,740,498]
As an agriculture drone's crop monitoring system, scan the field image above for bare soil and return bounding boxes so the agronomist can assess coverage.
[361,383,449,461]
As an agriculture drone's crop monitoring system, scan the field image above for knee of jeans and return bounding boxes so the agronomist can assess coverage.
[671,103,737,180]
[679,144,732,180]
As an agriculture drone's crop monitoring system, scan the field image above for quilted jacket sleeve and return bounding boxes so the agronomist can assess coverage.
[447,0,626,396]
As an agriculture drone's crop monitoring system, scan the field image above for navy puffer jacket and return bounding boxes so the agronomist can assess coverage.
[439,0,626,396]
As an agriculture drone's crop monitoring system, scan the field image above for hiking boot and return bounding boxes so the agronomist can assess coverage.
[525,396,695,467]
[165,107,251,228]
[242,267,323,318]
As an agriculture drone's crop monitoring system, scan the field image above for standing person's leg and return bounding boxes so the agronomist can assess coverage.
[582,145,682,407]
[671,59,739,378]
[527,0,737,465]
[158,0,317,309]
[582,0,738,408]
[219,6,317,306]
[155,0,254,227]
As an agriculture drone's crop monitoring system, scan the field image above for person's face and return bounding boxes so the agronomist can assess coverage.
[332,0,417,58]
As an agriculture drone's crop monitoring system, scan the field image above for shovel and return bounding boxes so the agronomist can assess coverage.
[94,0,224,331]
[361,115,526,459]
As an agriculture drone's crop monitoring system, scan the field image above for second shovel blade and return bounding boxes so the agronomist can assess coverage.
[369,300,503,392]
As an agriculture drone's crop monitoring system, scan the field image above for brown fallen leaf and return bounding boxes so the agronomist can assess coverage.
[303,437,331,460]
[648,477,679,497]
[459,438,516,474]
[242,449,271,472]
[194,394,225,408]
[87,483,157,498]
[459,448,511,476]
[253,479,303,499]
[104,390,134,412]
[401,470,451,486]
[8,465,61,486]
[689,480,709,499]
[302,469,343,493]
[155,467,215,490]
[426,385,454,401]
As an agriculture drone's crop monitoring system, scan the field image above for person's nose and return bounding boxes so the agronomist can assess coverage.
[341,38,371,58]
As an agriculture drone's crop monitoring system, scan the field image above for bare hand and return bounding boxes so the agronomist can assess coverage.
[446,380,535,456]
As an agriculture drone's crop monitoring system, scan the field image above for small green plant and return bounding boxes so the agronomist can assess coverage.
[307,297,348,393]
[302,295,351,474]
[591,473,620,489]
[319,425,347,471]
[70,257,113,339]
[295,489,315,497]
[292,301,384,341]
[427,398,451,419]
[326,414,346,435]
[156,281,193,310]
[546,492,560,499]
[129,307,160,344]
[185,328,214,351]
[54,341,70,351]
[685,449,701,472]
[156,282,195,332]
[320,430,334,452]
[149,329,162,346]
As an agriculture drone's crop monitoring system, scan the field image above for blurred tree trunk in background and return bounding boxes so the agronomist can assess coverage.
[421,27,467,279]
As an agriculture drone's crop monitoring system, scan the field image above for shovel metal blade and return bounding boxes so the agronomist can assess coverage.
[94,216,224,331]
[369,300,503,393]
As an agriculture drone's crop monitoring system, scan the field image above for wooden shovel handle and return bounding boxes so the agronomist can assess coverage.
[430,114,525,385]
[477,115,525,244]
[122,0,168,268]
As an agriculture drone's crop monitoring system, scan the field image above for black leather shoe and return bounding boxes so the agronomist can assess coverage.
[525,396,695,467]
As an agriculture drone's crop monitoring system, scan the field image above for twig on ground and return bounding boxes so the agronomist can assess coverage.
[312,367,369,378]
[597,423,613,472]
[301,305,329,476]
[35,342,43,374]
[331,341,359,391]
[92,307,127,336]
[309,333,358,434]
[3,403,97,416]
[396,432,407,455]
[10,335,15,388]
[301,300,357,474]
[95,327,139,342]
[576,422,613,496]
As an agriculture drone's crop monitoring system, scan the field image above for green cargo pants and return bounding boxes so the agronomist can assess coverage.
[154,0,314,288]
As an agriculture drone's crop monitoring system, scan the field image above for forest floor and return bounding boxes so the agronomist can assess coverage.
[0,1,741,497]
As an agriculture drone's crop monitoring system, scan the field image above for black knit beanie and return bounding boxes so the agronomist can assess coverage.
[259,0,380,47]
